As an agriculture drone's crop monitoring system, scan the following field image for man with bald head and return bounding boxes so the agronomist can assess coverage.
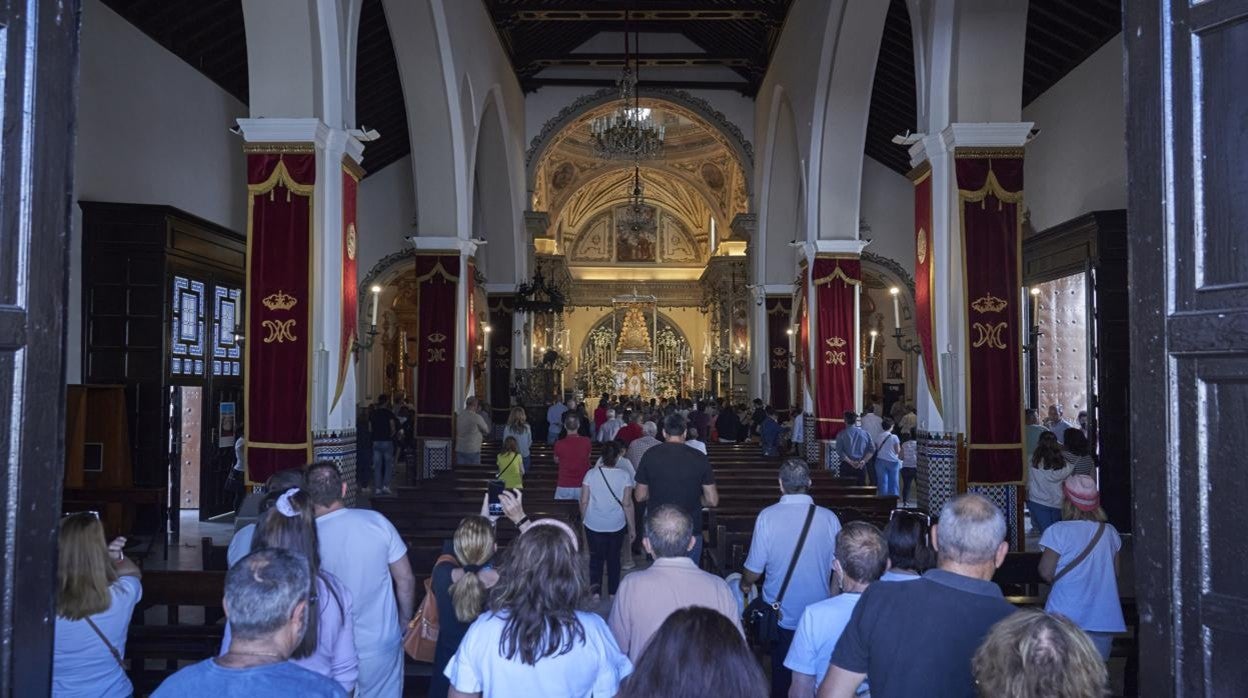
[819,494,1016,698]
[607,504,740,662]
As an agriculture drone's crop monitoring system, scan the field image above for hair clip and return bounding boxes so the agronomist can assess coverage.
[275,488,301,518]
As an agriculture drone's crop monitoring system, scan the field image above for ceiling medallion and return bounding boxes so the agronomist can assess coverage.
[590,10,664,161]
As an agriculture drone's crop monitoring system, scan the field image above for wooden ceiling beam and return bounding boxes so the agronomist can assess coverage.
[525,52,756,70]
[522,77,754,95]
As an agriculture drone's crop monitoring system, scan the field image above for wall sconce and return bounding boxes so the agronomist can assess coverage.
[354,285,383,353]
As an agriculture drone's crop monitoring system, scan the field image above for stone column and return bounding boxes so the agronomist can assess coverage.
[237,118,364,503]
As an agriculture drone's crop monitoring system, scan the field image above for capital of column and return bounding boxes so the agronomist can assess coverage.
[406,235,483,257]
[235,118,366,166]
[800,239,870,265]
[909,122,1034,166]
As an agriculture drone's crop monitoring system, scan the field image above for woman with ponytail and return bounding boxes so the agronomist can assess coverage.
[219,487,359,693]
[429,516,498,698]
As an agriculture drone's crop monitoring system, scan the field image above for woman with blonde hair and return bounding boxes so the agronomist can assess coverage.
[53,513,143,697]
[973,609,1107,697]
[1037,474,1125,660]
[505,406,533,471]
[429,515,499,698]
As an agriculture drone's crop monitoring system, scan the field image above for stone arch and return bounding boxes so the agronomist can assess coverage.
[383,0,465,236]
[525,88,755,204]
[469,91,524,284]
[759,89,803,284]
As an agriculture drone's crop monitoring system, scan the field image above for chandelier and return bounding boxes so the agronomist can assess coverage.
[515,268,565,315]
[620,165,656,236]
[590,11,664,160]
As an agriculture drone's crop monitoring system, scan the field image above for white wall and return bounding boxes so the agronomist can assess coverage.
[860,156,915,277]
[68,0,249,382]
[356,154,417,279]
[1022,34,1127,232]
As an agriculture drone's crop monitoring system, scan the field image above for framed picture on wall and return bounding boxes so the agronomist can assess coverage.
[886,359,904,380]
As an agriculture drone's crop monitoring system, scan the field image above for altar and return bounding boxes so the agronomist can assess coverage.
[576,293,692,399]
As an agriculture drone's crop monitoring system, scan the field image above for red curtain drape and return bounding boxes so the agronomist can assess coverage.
[466,260,476,393]
[414,255,460,438]
[488,296,514,425]
[766,298,792,410]
[958,156,1025,484]
[796,265,810,409]
[813,258,860,440]
[245,153,315,482]
[333,165,359,412]
[913,169,942,413]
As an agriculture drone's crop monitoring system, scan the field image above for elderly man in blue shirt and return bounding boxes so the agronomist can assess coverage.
[834,411,872,485]
[739,459,843,698]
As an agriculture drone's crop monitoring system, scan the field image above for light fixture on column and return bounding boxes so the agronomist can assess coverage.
[590,9,665,160]
[888,286,922,355]
[1024,287,1043,354]
[354,285,384,353]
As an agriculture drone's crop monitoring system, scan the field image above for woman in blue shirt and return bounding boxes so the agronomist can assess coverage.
[53,513,143,698]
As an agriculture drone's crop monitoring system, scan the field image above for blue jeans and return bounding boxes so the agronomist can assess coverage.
[547,425,561,444]
[1029,501,1062,535]
[522,455,531,472]
[372,441,395,491]
[456,452,481,466]
[875,459,901,497]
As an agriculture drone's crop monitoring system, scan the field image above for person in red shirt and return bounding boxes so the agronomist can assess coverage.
[553,414,593,501]
[594,393,610,431]
[616,412,643,446]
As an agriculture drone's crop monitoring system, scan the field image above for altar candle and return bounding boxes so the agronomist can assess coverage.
[889,287,901,329]
[869,329,877,356]
[370,285,382,326]
[1030,287,1041,326]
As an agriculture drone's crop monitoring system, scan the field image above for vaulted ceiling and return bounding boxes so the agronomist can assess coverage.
[98,0,1121,178]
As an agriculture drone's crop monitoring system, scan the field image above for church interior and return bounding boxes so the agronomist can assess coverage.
[2,0,1245,695]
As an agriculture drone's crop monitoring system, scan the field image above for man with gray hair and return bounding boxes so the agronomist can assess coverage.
[607,505,740,662]
[624,420,662,471]
[739,458,842,698]
[455,396,489,466]
[820,494,1015,698]
[152,549,345,696]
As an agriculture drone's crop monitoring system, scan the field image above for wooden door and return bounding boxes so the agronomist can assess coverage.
[1126,0,1248,692]
[200,382,243,519]
[0,0,80,691]
[177,386,203,509]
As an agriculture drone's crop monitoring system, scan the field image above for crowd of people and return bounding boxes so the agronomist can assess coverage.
[49,391,1122,698]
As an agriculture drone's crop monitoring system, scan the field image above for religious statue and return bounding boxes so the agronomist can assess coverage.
[616,306,652,353]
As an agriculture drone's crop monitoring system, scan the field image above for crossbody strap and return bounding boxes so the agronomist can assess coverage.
[1051,522,1107,585]
[498,453,519,478]
[773,504,817,610]
[597,467,625,509]
[84,617,124,668]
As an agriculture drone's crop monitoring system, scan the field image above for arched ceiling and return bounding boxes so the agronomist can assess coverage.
[533,98,749,251]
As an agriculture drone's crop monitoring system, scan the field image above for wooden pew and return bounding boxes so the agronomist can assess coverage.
[127,570,225,696]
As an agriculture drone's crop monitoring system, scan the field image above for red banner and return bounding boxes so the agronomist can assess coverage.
[333,165,359,411]
[466,259,477,393]
[766,298,792,410]
[958,155,1025,484]
[414,255,460,438]
[813,258,860,440]
[488,295,514,425]
[912,168,941,413]
[796,263,810,408]
[245,153,315,482]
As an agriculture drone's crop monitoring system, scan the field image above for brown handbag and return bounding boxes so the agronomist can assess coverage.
[403,554,458,663]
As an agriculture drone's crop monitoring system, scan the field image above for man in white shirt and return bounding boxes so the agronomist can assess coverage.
[597,409,624,443]
[860,404,884,443]
[307,461,415,697]
[546,399,571,444]
[1046,404,1079,444]
[785,522,888,697]
[684,427,708,454]
[739,459,843,698]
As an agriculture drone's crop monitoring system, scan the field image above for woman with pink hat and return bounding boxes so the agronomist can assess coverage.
[1036,474,1125,660]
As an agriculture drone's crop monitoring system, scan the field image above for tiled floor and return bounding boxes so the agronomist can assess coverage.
[137,511,236,571]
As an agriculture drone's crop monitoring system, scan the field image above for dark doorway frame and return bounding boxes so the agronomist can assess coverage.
[0,0,82,692]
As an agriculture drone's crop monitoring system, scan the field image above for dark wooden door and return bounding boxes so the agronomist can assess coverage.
[0,0,81,692]
[1126,0,1248,692]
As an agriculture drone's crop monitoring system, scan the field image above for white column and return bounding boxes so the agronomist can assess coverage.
[235,118,365,433]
